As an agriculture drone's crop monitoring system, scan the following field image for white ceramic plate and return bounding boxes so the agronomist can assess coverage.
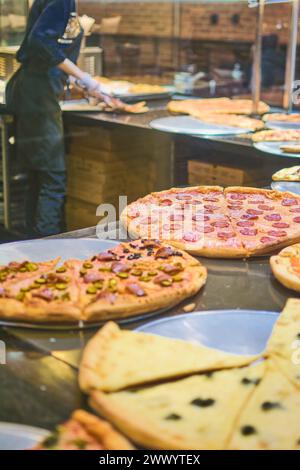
[254,141,300,158]
[150,116,252,136]
[0,422,49,450]
[136,310,279,356]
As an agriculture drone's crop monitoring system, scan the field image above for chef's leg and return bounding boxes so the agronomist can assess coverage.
[34,170,67,236]
[25,170,40,236]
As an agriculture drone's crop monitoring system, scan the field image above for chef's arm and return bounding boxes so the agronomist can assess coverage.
[58,58,101,96]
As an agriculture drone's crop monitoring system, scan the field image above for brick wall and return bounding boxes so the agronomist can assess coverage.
[79,1,292,43]
[78,1,292,77]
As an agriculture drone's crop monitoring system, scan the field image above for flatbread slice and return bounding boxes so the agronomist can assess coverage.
[90,363,266,450]
[33,409,134,450]
[227,361,300,450]
[265,298,300,389]
[79,321,259,393]
[263,113,300,123]
[272,165,300,181]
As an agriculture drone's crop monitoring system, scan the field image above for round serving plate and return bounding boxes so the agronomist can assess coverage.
[254,141,300,158]
[271,181,300,195]
[0,238,118,264]
[0,238,174,330]
[150,116,252,136]
[136,310,279,356]
[0,422,49,450]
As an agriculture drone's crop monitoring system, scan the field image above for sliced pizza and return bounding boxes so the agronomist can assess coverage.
[77,240,206,322]
[227,361,300,450]
[270,245,300,292]
[167,98,269,116]
[280,145,300,155]
[89,363,266,450]
[252,129,300,142]
[121,186,300,258]
[272,166,300,181]
[189,111,264,131]
[0,260,82,322]
[79,321,259,393]
[264,298,300,390]
[33,409,134,450]
[263,113,300,123]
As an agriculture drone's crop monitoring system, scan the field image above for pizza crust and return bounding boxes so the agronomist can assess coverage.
[270,244,300,293]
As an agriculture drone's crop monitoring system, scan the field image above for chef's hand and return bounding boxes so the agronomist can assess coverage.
[77,73,125,108]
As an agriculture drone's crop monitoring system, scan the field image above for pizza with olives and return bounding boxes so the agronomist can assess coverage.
[0,240,206,323]
[121,186,300,258]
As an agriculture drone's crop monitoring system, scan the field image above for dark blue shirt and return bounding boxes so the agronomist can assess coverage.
[17,0,83,74]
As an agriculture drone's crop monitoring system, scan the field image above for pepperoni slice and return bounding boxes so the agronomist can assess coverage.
[242,213,259,220]
[170,213,184,222]
[267,230,287,238]
[183,232,200,242]
[247,209,263,216]
[139,216,157,225]
[217,231,235,239]
[248,199,264,204]
[260,236,276,245]
[204,226,214,233]
[229,193,247,200]
[282,198,298,206]
[290,207,300,213]
[237,220,254,227]
[176,194,192,201]
[204,204,219,211]
[264,214,281,221]
[272,222,290,229]
[160,199,173,206]
[128,208,140,218]
[257,204,274,211]
[163,223,181,232]
[239,228,258,236]
[228,204,243,210]
[211,220,230,228]
[192,214,210,222]
[293,217,300,223]
[203,196,219,202]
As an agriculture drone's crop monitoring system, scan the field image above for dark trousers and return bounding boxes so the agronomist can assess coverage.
[6,67,67,237]
[25,170,66,237]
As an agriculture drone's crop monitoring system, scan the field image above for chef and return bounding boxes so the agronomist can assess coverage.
[6,0,106,237]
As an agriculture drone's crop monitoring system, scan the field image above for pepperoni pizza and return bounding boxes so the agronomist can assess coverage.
[121,186,300,258]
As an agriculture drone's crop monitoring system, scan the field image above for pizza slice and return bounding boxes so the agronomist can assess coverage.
[270,245,300,292]
[272,166,300,181]
[280,145,300,155]
[263,113,300,123]
[227,361,300,450]
[89,363,266,450]
[189,111,264,131]
[264,298,300,389]
[33,410,134,450]
[0,260,82,322]
[252,129,300,142]
[0,258,59,288]
[77,240,207,322]
[79,321,259,393]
